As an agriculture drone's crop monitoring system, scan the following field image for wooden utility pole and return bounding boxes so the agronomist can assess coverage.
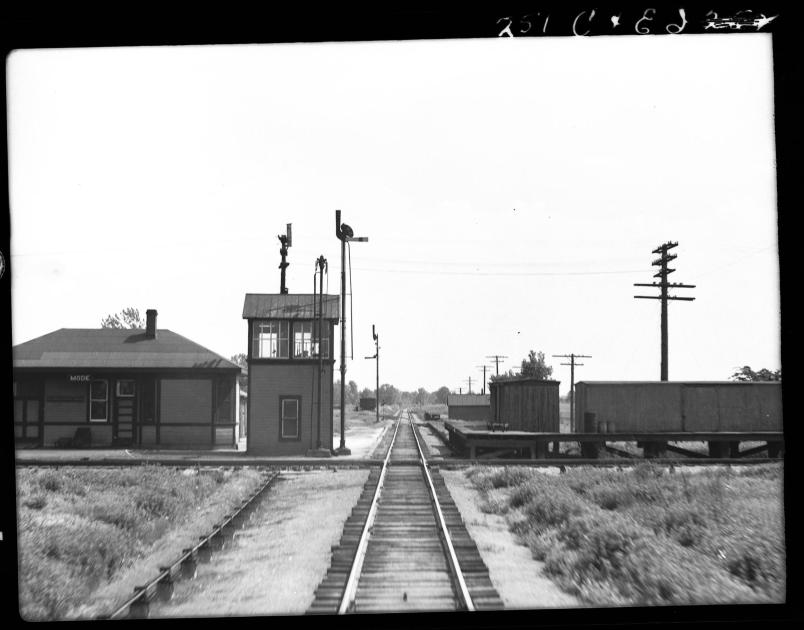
[464,377,473,394]
[475,365,492,395]
[552,353,591,433]
[634,241,695,381]
[486,355,508,376]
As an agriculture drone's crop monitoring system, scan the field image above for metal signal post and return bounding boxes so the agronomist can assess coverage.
[365,325,380,424]
[335,210,368,455]
[634,241,696,381]
[278,224,292,294]
[308,255,331,457]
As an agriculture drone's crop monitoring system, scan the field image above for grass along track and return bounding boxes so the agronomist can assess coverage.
[466,462,785,606]
[16,465,266,620]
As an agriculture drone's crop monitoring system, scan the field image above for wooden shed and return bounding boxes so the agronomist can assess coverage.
[489,378,560,432]
[574,381,783,433]
[447,394,491,422]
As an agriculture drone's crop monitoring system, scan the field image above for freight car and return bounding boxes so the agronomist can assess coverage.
[573,381,783,457]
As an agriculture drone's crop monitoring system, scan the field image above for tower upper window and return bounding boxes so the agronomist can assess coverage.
[253,321,290,358]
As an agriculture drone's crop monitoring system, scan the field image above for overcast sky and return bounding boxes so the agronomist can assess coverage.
[7,34,779,394]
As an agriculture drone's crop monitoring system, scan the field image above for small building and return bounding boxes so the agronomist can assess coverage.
[242,293,338,455]
[12,310,241,448]
[447,394,491,423]
[489,378,560,432]
[359,397,377,411]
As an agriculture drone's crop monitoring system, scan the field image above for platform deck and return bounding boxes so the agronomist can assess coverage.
[443,421,783,460]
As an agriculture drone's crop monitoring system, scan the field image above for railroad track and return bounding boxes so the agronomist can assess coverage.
[309,412,502,614]
[101,469,280,620]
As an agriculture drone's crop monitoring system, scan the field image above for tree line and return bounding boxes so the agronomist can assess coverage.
[333,382,452,408]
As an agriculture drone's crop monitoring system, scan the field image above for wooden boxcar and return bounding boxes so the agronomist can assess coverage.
[489,378,560,432]
[447,394,491,423]
[574,381,783,433]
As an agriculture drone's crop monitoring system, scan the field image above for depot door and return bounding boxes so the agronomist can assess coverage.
[14,380,43,446]
[113,379,137,445]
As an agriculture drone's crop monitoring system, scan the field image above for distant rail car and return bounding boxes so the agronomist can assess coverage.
[444,380,783,461]
[574,381,782,433]
[574,381,783,457]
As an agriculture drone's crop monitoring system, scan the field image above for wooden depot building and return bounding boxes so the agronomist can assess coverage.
[242,293,339,456]
[12,310,242,448]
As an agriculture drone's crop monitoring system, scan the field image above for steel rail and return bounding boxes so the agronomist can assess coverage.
[410,416,475,612]
[337,417,401,614]
[103,470,280,620]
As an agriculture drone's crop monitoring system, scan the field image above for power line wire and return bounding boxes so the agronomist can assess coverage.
[349,267,649,277]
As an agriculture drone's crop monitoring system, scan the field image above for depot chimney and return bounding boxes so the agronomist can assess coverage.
[146,309,158,339]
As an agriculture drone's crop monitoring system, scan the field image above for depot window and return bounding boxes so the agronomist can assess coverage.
[253,320,289,358]
[116,379,136,397]
[89,380,108,422]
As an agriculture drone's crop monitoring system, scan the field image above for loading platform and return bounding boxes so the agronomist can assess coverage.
[443,421,783,459]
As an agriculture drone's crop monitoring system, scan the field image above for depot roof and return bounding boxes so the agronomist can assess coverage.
[13,328,240,371]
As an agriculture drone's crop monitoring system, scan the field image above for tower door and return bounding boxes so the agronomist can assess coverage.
[113,379,137,445]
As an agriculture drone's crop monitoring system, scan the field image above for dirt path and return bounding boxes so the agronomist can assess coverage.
[440,469,581,610]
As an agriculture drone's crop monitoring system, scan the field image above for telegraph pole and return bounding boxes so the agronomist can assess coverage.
[464,377,473,394]
[634,241,696,381]
[486,355,509,376]
[552,353,591,433]
[475,365,492,395]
